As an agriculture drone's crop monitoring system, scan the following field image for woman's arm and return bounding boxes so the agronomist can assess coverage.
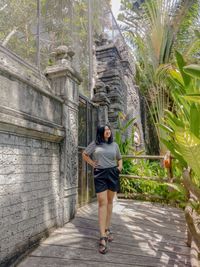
[82,151,97,168]
[117,159,123,172]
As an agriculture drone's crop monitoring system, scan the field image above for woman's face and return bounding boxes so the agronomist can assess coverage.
[104,126,111,140]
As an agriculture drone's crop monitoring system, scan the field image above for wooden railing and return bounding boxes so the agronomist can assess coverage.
[121,154,173,181]
[119,154,200,267]
[183,169,200,267]
[118,154,174,201]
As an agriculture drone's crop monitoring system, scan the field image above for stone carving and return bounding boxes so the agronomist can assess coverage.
[95,33,112,47]
[51,45,75,67]
[92,81,110,125]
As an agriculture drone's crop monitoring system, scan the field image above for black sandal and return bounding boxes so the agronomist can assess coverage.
[99,236,108,254]
[105,228,114,242]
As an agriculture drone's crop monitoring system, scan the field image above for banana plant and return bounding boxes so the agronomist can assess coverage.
[158,51,200,181]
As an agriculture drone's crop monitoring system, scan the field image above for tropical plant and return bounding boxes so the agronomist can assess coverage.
[115,112,138,155]
[120,176,187,206]
[158,51,200,186]
[115,112,143,181]
[115,111,186,204]
[118,0,200,154]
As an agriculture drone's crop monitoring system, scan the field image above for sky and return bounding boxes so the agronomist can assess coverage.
[111,0,121,19]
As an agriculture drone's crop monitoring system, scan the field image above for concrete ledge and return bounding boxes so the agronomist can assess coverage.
[0,65,63,104]
[45,64,82,85]
[0,106,65,142]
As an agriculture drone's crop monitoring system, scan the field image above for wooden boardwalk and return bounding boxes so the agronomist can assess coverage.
[17,199,191,267]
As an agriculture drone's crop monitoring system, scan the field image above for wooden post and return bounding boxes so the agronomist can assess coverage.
[164,151,173,183]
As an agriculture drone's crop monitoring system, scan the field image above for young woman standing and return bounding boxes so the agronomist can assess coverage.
[82,125,122,254]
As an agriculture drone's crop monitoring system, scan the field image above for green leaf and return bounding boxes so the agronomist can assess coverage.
[190,103,200,138]
[115,131,121,146]
[183,94,200,104]
[183,65,200,79]
[158,123,174,134]
[164,183,186,195]
[165,110,185,128]
[175,130,200,177]
[175,51,191,87]
[160,138,187,167]
[168,69,184,86]
[122,118,136,133]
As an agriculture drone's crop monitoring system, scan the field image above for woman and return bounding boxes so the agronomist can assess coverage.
[82,125,122,254]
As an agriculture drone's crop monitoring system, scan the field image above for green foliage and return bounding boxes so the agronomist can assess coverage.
[120,177,187,205]
[158,52,200,181]
[115,111,186,204]
[119,148,185,205]
[115,112,137,155]
[121,159,167,177]
[119,0,200,154]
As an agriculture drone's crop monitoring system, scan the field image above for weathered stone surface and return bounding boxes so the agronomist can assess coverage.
[0,134,60,267]
[45,45,81,225]
[94,36,144,148]
[92,81,110,125]
[0,45,81,266]
[0,47,62,133]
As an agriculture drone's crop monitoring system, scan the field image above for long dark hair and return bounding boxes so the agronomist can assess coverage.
[95,124,113,145]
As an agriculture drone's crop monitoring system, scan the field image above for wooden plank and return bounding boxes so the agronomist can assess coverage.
[63,219,188,249]
[119,175,169,182]
[122,155,165,159]
[53,224,190,257]
[69,216,187,240]
[75,212,187,233]
[17,255,188,267]
[17,256,136,267]
[27,244,190,267]
[42,231,190,256]
[17,200,191,267]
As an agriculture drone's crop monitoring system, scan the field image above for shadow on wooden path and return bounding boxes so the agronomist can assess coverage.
[17,199,191,267]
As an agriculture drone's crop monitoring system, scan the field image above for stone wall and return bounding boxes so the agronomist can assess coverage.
[0,134,60,264]
[0,45,81,266]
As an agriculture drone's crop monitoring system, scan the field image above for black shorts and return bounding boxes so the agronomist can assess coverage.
[94,166,120,193]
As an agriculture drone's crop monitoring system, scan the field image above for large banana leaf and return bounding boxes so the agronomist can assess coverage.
[175,130,200,178]
[165,110,185,128]
[160,137,187,167]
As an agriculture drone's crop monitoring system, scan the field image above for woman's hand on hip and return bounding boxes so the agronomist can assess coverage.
[92,160,98,168]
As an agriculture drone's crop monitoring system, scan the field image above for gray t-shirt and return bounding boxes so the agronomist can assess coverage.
[84,141,122,169]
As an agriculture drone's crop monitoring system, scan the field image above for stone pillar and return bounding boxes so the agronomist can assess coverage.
[45,46,82,224]
[94,34,145,150]
[94,35,126,130]
[92,81,110,126]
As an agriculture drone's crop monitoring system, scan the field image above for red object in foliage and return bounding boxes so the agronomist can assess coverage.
[164,158,171,168]
[163,152,171,168]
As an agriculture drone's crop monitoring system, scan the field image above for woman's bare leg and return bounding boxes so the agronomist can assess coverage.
[97,190,108,237]
[106,190,116,230]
